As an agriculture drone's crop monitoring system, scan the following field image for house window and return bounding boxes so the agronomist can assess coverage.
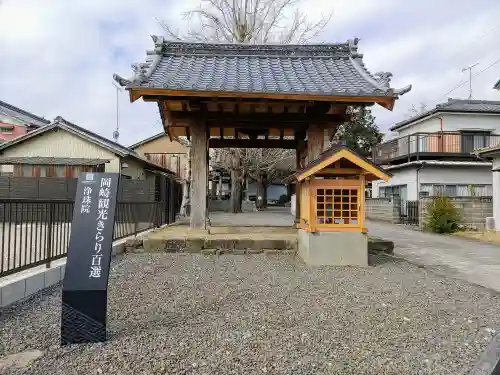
[0,127,13,134]
[0,164,14,176]
[420,183,492,197]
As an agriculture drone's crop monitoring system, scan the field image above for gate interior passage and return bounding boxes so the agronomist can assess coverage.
[400,200,419,225]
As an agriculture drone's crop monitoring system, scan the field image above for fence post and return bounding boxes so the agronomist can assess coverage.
[46,203,54,268]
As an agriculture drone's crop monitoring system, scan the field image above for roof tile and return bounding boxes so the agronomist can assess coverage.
[114,37,411,98]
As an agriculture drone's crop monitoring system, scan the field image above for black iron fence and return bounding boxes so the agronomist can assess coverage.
[400,200,420,225]
[0,196,180,278]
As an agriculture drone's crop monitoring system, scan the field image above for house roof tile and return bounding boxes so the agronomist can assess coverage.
[0,117,179,179]
[0,100,51,128]
[0,157,110,166]
[390,98,500,131]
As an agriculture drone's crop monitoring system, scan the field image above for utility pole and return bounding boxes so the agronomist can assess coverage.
[462,63,479,100]
[111,81,122,142]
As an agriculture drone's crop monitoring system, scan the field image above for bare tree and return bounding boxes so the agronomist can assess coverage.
[408,102,428,117]
[158,0,331,44]
[212,148,295,210]
[159,0,332,213]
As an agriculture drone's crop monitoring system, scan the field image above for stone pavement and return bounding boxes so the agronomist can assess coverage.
[367,221,500,293]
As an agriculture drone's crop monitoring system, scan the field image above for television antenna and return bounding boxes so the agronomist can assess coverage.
[461,62,479,100]
[111,81,123,142]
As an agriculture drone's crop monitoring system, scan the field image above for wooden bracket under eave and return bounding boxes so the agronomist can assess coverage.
[129,89,142,103]
[378,98,396,111]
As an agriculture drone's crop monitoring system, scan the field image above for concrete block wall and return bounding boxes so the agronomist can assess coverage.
[0,234,128,308]
[365,198,401,224]
[0,263,66,307]
[419,196,493,230]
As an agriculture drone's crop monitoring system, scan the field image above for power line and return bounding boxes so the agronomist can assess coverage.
[421,21,500,101]
[441,57,500,98]
[445,22,500,63]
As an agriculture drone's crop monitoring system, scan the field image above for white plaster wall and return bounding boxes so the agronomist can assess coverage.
[374,167,418,200]
[418,166,492,185]
[440,114,500,132]
[397,117,442,137]
[492,157,500,230]
[120,158,147,180]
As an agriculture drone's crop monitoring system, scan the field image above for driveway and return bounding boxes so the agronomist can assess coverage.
[368,221,500,293]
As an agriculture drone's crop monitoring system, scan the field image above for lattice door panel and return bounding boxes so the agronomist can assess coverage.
[316,188,359,225]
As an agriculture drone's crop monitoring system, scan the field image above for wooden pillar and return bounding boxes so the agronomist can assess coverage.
[295,147,301,225]
[190,120,207,229]
[307,123,325,161]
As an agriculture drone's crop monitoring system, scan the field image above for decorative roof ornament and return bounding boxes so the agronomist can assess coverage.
[112,73,131,86]
[394,85,412,96]
[150,35,165,54]
[374,72,393,87]
[131,62,149,82]
[348,38,363,58]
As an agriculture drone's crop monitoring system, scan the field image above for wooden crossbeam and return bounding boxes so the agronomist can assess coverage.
[208,138,296,149]
[170,111,346,124]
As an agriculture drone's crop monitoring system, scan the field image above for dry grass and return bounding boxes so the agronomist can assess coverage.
[453,230,500,245]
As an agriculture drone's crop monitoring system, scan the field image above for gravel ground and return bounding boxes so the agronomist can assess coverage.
[1,253,500,375]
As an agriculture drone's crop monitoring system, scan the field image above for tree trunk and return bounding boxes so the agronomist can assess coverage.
[230,169,243,213]
[210,177,217,200]
[262,174,268,208]
[256,172,267,210]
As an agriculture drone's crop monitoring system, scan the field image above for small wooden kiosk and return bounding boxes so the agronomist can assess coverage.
[284,145,391,266]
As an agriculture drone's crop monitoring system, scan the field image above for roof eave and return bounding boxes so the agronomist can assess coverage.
[391,107,500,131]
[129,87,397,107]
[129,132,166,149]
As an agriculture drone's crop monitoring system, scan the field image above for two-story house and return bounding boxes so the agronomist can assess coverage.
[372,99,500,203]
[0,100,50,142]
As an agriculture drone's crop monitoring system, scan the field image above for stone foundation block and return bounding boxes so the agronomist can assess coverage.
[368,237,394,255]
[184,238,205,253]
[298,230,368,267]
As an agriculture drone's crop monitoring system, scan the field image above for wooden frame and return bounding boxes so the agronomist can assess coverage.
[296,149,391,183]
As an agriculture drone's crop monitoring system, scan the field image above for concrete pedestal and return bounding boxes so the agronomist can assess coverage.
[298,229,368,266]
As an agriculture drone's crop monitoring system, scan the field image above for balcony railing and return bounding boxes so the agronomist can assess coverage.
[373,132,500,164]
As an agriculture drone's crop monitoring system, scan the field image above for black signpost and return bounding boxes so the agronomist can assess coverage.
[61,172,120,345]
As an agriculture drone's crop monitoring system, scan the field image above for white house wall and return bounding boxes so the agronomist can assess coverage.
[373,165,492,200]
[121,158,147,180]
[397,117,442,137]
[493,157,500,230]
[440,114,500,133]
[374,168,418,200]
[418,165,492,185]
[395,113,500,137]
[1,128,121,173]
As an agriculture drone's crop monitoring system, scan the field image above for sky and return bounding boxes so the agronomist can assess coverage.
[1,0,500,146]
